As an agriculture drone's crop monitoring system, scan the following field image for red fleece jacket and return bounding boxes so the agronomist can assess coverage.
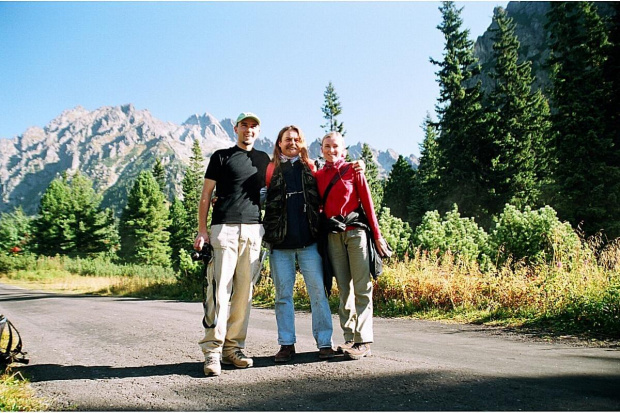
[315,159,382,240]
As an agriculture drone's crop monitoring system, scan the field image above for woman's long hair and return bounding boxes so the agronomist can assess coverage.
[272,125,312,170]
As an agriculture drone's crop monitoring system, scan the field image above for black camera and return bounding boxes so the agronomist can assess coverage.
[191,243,214,263]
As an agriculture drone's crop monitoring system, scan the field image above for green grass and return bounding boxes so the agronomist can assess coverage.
[0,369,48,411]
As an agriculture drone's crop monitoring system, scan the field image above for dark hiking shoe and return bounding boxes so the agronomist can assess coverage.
[274,345,296,363]
[318,347,336,360]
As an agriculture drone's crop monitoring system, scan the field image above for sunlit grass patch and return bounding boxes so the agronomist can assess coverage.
[0,370,48,411]
[372,247,620,338]
[1,271,123,294]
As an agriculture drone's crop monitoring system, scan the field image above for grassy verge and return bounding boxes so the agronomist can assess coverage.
[255,250,620,341]
[0,369,48,411]
[371,252,619,341]
[2,252,619,341]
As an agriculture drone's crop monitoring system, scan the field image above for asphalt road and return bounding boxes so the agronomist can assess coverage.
[1,283,619,411]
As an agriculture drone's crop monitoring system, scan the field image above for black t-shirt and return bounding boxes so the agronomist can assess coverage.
[205,145,270,224]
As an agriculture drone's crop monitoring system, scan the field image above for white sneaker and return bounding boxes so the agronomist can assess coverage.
[222,349,253,368]
[203,353,221,376]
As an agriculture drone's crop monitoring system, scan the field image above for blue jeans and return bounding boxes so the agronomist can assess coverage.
[269,243,333,349]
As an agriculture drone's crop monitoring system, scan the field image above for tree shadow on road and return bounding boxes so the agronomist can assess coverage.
[25,364,620,411]
[21,361,206,380]
[19,352,348,382]
[252,351,351,368]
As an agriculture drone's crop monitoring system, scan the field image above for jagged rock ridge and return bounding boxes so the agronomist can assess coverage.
[0,104,233,214]
[0,104,414,215]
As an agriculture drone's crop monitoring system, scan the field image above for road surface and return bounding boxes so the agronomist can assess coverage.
[1,283,619,411]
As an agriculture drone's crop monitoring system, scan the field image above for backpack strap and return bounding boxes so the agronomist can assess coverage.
[0,315,28,365]
[322,163,352,204]
[265,162,275,188]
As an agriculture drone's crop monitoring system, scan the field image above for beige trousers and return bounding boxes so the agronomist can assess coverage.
[327,228,374,343]
[199,223,264,355]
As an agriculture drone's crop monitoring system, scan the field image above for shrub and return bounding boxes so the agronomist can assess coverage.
[490,204,583,267]
[413,205,491,267]
[176,249,202,283]
[0,208,33,254]
[378,207,413,260]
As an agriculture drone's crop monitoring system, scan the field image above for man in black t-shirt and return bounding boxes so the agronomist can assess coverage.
[194,112,270,376]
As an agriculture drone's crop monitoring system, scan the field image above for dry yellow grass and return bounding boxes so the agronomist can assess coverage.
[1,270,125,295]
[2,246,618,337]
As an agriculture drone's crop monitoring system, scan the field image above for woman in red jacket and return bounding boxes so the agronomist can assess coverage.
[315,131,390,360]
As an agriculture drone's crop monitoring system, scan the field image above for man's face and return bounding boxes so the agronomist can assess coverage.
[321,136,345,163]
[278,130,302,158]
[234,119,260,147]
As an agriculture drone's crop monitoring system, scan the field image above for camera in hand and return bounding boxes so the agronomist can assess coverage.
[191,243,214,263]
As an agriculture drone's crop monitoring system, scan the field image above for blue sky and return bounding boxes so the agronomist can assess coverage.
[0,1,507,158]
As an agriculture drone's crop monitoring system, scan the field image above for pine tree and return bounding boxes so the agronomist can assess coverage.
[485,7,552,215]
[546,2,619,237]
[409,114,441,228]
[430,1,488,222]
[168,197,189,269]
[167,139,207,266]
[606,3,620,140]
[119,171,171,267]
[321,81,346,135]
[182,139,205,230]
[152,157,166,195]
[383,156,415,221]
[34,171,118,256]
[359,143,383,209]
[602,2,620,237]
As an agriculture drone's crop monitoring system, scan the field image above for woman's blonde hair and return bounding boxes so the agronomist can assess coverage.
[321,131,344,145]
[273,125,311,169]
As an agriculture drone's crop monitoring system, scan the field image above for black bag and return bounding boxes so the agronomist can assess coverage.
[0,314,29,366]
[368,235,393,279]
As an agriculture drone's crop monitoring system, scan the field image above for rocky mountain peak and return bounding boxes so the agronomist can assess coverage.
[183,113,219,127]
[1,104,416,215]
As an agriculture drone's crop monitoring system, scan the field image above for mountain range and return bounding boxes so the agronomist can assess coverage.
[0,104,418,215]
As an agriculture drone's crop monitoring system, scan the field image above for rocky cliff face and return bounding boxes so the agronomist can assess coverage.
[0,104,412,215]
[0,104,233,214]
[472,1,615,94]
[473,2,552,93]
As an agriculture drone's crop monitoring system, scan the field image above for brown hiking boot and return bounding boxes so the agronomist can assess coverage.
[274,345,295,363]
[222,349,253,368]
[318,347,336,360]
[336,341,354,354]
[344,343,372,360]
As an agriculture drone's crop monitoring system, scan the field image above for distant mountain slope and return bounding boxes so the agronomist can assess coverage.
[0,104,233,214]
[472,1,615,94]
[0,104,413,215]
